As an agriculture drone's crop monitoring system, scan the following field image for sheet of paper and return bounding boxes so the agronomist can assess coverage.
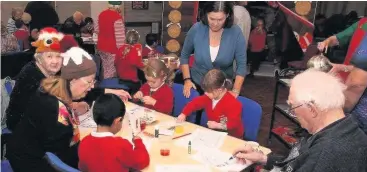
[191,147,250,172]
[155,165,211,172]
[78,110,97,128]
[175,129,227,150]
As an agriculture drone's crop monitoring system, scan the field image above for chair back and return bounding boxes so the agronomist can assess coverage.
[172,83,200,123]
[44,152,80,172]
[200,96,262,141]
[1,160,13,172]
[97,78,129,91]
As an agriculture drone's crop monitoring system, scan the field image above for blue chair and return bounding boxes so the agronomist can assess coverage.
[156,45,164,53]
[44,152,80,172]
[1,160,13,172]
[200,96,262,141]
[172,83,200,123]
[97,78,129,91]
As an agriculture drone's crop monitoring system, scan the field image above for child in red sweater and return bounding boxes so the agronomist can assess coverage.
[13,19,30,50]
[78,94,150,172]
[133,59,174,115]
[177,69,244,138]
[115,29,145,95]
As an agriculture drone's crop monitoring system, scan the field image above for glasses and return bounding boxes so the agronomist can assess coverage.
[287,104,304,118]
[81,78,96,87]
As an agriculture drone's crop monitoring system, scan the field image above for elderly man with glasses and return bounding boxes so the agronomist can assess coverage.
[233,69,367,172]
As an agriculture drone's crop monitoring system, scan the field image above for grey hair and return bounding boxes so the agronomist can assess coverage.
[290,69,346,112]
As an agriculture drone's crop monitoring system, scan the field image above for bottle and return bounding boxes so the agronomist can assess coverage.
[154,125,159,138]
[188,141,192,154]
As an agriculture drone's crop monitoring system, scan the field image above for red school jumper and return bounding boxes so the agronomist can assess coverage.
[78,132,150,172]
[182,92,244,138]
[137,83,174,115]
[115,44,145,82]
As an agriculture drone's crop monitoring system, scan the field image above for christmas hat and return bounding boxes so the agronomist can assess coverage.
[61,47,96,80]
[31,27,64,53]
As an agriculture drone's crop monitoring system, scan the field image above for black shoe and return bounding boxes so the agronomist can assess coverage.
[247,73,255,78]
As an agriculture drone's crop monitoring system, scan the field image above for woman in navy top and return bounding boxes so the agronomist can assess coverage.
[180,2,247,98]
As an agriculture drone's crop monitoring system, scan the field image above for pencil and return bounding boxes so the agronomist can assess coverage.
[172,133,192,140]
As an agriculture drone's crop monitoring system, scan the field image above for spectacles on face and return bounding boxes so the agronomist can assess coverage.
[287,103,304,118]
[80,78,96,87]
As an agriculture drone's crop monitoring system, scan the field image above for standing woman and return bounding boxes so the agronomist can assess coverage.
[180,2,247,98]
[6,47,97,171]
[96,1,125,79]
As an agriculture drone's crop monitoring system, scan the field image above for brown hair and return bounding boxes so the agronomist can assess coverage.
[201,69,232,92]
[40,77,72,104]
[122,30,140,58]
[144,59,175,86]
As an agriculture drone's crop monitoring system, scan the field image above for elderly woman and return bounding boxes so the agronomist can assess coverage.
[1,22,20,54]
[180,2,246,98]
[96,1,125,79]
[318,17,367,133]
[7,7,23,34]
[5,28,130,132]
[6,47,99,171]
[233,70,367,171]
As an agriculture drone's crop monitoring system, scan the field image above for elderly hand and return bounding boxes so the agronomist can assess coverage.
[232,145,267,165]
[105,89,131,102]
[207,121,222,129]
[183,80,196,98]
[71,101,89,116]
[142,96,156,106]
[329,63,350,74]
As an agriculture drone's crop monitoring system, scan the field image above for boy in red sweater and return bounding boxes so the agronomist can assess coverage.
[78,94,150,172]
[177,69,244,138]
[133,59,174,115]
[115,29,145,95]
[248,18,267,78]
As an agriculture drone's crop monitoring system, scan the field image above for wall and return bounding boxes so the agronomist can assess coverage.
[124,1,162,22]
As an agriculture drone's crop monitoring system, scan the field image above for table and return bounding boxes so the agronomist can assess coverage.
[79,102,271,172]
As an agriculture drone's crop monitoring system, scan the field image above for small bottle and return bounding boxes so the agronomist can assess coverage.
[154,125,159,138]
[188,141,192,154]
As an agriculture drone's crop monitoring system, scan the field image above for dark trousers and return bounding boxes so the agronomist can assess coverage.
[248,50,266,74]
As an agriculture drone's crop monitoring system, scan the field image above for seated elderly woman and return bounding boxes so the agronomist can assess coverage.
[6,47,109,171]
[233,70,367,171]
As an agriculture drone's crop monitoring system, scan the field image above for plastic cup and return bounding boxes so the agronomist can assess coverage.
[159,135,172,156]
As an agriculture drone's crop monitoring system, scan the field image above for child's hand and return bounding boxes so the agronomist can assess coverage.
[207,121,222,129]
[133,91,143,100]
[142,96,156,106]
[177,114,186,122]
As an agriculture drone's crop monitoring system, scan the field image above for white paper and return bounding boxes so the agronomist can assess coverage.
[191,147,250,172]
[78,110,97,128]
[175,129,227,150]
[155,165,211,172]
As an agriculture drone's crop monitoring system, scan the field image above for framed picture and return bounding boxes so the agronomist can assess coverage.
[132,1,149,10]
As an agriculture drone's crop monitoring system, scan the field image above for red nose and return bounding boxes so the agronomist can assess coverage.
[50,43,61,51]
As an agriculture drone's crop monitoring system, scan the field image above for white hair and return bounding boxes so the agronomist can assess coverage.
[34,52,61,62]
[290,69,346,111]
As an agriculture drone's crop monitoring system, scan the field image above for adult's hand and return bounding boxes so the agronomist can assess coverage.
[317,39,329,53]
[71,101,90,116]
[328,63,353,75]
[105,89,131,102]
[183,80,196,98]
[232,145,267,165]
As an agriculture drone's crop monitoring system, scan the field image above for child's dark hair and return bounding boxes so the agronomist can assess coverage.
[123,29,140,58]
[201,69,232,92]
[93,93,126,126]
[84,17,93,24]
[146,33,158,46]
[15,19,24,29]
[144,59,175,86]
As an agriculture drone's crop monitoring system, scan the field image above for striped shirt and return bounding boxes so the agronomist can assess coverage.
[7,18,17,34]
[114,19,125,48]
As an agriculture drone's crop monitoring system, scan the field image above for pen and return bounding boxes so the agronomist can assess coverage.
[172,133,192,140]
